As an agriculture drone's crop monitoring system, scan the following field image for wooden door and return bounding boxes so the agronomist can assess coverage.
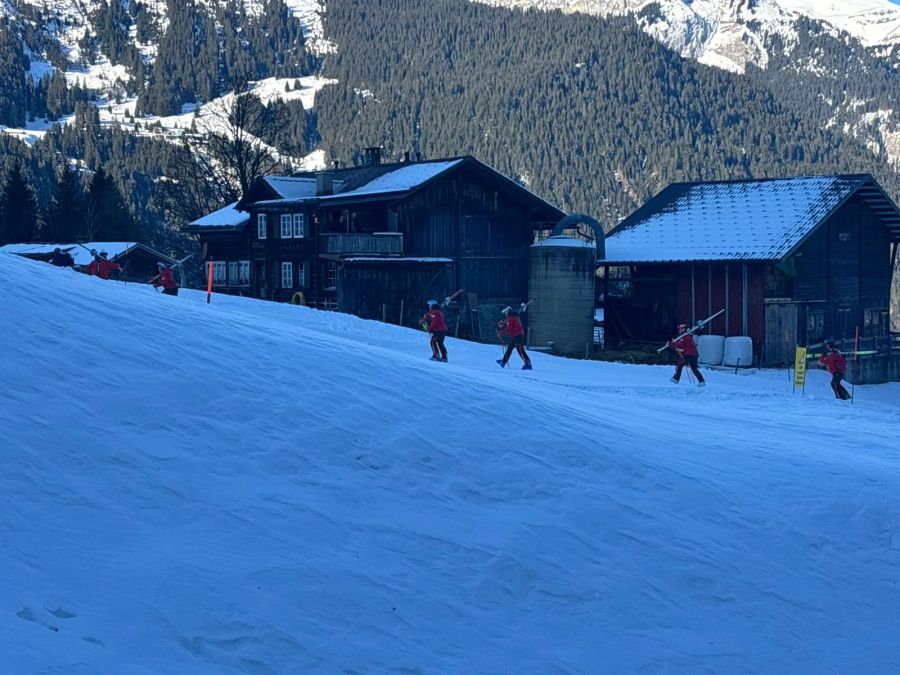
[764,302,798,365]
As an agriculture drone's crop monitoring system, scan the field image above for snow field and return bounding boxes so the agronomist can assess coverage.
[1,251,899,673]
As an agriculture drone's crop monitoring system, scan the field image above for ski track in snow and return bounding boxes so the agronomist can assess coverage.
[1,252,899,672]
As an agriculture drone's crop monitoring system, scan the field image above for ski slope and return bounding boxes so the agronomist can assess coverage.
[1,251,899,673]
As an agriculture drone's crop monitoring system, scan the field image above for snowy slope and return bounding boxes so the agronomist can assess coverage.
[2,252,900,672]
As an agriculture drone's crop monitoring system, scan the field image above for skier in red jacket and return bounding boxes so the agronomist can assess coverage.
[420,300,448,362]
[819,339,851,400]
[669,322,705,386]
[496,306,532,370]
[150,262,179,296]
[84,251,122,280]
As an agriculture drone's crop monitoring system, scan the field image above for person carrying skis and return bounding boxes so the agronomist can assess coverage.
[496,306,532,370]
[85,251,122,280]
[50,248,74,267]
[419,299,448,362]
[818,338,851,400]
[669,322,705,386]
[150,262,179,296]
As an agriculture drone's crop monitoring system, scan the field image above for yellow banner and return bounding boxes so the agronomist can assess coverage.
[794,347,807,388]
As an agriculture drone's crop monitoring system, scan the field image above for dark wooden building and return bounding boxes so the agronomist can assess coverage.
[187,153,564,332]
[601,174,900,375]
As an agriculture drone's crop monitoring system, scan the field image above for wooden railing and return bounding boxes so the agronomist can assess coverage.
[319,232,403,255]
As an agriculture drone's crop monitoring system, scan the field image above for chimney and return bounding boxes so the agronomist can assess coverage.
[364,146,382,166]
[316,171,333,196]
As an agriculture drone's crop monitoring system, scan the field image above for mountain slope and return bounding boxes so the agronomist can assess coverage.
[2,251,900,671]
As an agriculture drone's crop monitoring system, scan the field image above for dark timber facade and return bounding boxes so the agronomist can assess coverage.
[187,155,564,334]
[601,174,900,381]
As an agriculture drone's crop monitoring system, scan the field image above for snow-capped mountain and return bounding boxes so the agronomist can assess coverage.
[473,0,900,73]
[473,0,900,163]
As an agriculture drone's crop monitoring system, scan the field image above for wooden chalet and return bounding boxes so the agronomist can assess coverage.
[601,174,900,379]
[187,152,564,333]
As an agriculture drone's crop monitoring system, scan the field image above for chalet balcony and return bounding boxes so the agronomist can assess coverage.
[320,232,403,256]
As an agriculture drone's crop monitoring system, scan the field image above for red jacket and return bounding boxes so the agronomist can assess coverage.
[498,314,524,339]
[819,350,846,374]
[421,308,447,333]
[86,259,122,280]
[152,267,177,290]
[670,332,698,357]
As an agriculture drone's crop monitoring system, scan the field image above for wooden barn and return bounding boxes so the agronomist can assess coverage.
[601,174,900,379]
[187,152,564,333]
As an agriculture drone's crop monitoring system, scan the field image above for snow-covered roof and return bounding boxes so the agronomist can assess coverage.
[532,236,597,248]
[263,176,319,201]
[188,202,250,230]
[318,160,464,201]
[603,174,900,264]
[342,257,453,263]
[0,242,163,266]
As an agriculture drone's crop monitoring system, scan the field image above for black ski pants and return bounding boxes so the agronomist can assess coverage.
[831,372,851,400]
[430,332,447,359]
[501,336,531,366]
[673,355,705,383]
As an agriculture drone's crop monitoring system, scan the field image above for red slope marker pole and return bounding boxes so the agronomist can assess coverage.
[207,261,214,304]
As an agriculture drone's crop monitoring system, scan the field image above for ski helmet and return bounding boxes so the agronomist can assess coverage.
[501,306,512,316]
[824,337,835,347]
[158,262,166,270]
[427,299,438,308]
[99,251,108,258]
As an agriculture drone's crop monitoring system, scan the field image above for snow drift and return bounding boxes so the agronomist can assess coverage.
[1,252,899,672]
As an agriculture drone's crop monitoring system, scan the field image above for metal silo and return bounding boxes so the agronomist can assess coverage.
[528,235,597,357]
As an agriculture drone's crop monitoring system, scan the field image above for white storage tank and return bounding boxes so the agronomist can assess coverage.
[529,236,596,357]
[697,335,725,365]
[724,336,753,367]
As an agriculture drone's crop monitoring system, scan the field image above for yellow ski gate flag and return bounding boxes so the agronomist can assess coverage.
[794,346,807,390]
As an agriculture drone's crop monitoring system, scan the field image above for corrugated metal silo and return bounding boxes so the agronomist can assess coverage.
[528,236,597,357]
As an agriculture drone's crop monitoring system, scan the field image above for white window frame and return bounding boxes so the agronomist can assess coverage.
[213,261,226,284]
[325,261,336,290]
[257,213,267,239]
[227,261,238,285]
[281,261,293,289]
[280,214,292,239]
[238,260,250,285]
[298,261,307,288]
[293,213,305,238]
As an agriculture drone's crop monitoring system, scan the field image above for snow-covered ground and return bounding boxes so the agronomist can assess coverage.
[1,251,899,672]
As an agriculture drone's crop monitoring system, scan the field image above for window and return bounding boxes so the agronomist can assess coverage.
[238,260,250,284]
[257,213,267,239]
[462,214,491,255]
[281,214,292,239]
[806,308,825,344]
[298,261,307,288]
[281,262,293,289]
[293,213,305,238]
[227,261,238,285]
[213,261,226,284]
[325,261,337,289]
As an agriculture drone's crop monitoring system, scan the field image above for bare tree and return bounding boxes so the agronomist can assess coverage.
[204,89,282,195]
[164,87,284,226]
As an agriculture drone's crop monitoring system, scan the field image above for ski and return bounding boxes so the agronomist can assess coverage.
[657,309,725,353]
[806,350,877,360]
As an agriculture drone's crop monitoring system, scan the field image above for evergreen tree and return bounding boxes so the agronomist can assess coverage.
[86,166,138,241]
[0,163,39,244]
[42,164,86,241]
[0,20,28,127]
